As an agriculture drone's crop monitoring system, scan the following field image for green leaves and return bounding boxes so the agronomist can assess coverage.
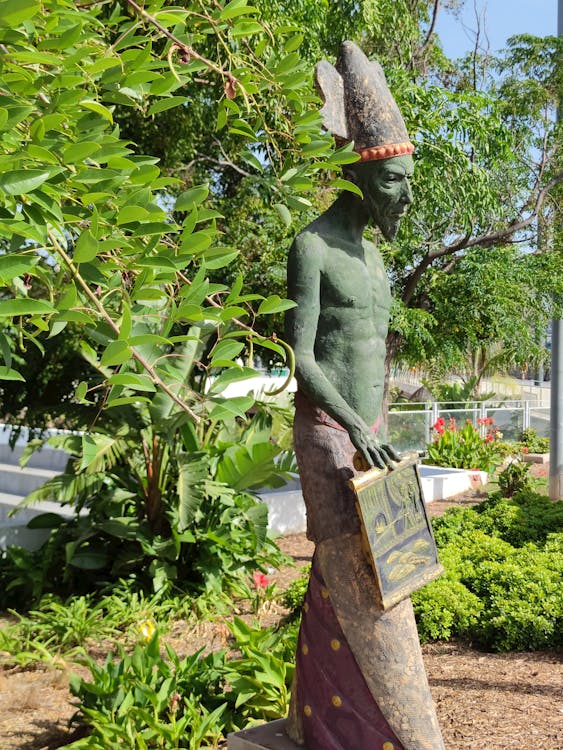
[0,298,55,317]
[0,0,39,26]
[73,230,98,263]
[220,0,260,21]
[0,0,333,426]
[174,185,209,212]
[258,295,297,315]
[0,170,52,195]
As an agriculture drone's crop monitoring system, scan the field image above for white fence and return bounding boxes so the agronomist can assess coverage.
[387,400,550,455]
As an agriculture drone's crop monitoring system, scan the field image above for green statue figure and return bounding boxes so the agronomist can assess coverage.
[284,42,445,750]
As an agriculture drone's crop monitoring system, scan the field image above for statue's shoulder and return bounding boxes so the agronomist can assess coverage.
[289,221,330,263]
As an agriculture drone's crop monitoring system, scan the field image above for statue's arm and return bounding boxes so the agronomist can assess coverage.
[286,235,371,437]
[286,233,397,470]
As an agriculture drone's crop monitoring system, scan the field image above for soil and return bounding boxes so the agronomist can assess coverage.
[1,465,561,750]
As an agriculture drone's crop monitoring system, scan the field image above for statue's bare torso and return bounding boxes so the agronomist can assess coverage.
[289,227,391,428]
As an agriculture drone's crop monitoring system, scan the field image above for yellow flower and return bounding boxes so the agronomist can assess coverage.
[138,619,156,642]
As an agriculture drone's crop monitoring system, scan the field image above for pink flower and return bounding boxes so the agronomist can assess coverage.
[253,571,268,589]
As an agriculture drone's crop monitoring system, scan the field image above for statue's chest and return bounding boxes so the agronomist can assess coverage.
[321,248,390,310]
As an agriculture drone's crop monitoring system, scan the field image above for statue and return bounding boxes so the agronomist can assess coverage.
[284,42,445,750]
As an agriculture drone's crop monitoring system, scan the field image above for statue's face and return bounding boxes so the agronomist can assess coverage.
[353,154,414,240]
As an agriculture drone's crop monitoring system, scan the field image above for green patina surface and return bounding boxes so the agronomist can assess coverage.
[286,154,413,470]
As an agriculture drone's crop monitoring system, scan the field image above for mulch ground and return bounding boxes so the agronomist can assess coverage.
[1,469,562,749]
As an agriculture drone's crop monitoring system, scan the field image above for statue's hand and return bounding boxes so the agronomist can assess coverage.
[348,422,400,471]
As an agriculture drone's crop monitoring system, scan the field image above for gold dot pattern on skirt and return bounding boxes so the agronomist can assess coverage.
[304,705,312,717]
[302,643,309,655]
[382,743,394,750]
[321,587,329,599]
[331,695,342,707]
[330,638,340,651]
[303,602,309,613]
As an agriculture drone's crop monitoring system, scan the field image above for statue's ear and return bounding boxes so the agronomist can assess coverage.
[314,60,348,140]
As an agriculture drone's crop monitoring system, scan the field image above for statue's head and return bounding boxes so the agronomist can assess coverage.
[347,154,414,240]
[315,41,415,240]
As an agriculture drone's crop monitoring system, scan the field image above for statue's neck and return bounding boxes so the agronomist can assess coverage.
[322,191,369,244]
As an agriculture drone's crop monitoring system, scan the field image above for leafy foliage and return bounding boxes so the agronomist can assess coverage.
[67,619,297,748]
[280,563,311,619]
[413,491,563,651]
[425,416,502,473]
[0,0,357,424]
[1,400,293,605]
[421,375,495,406]
[518,427,550,455]
[497,460,533,498]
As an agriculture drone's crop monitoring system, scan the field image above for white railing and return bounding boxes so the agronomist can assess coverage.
[387,400,550,455]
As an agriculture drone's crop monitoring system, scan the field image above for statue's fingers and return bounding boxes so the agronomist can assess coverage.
[377,445,396,469]
[367,445,386,470]
[382,443,401,462]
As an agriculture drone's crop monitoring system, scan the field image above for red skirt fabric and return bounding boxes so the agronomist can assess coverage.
[295,552,404,750]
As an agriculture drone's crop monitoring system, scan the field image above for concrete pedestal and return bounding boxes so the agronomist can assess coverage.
[228,719,301,750]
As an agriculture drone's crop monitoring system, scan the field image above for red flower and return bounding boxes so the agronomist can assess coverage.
[433,417,446,435]
[253,571,268,589]
[521,446,529,454]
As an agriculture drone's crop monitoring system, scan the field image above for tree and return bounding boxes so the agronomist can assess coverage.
[1,0,561,409]
[111,2,562,380]
[383,25,562,380]
[0,0,350,594]
[0,0,358,416]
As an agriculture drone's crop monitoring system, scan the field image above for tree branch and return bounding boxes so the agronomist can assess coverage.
[419,0,441,58]
[400,172,562,306]
[125,0,237,90]
[429,173,562,260]
[48,231,202,423]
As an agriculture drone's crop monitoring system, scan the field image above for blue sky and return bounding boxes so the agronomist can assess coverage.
[435,0,558,57]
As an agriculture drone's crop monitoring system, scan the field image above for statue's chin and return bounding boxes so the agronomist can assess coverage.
[378,219,400,241]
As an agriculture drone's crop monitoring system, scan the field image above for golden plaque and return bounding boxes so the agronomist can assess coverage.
[349,457,444,611]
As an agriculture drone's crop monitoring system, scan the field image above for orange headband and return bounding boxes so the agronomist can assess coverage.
[357,141,414,162]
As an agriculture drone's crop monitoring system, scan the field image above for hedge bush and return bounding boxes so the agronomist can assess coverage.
[412,491,563,651]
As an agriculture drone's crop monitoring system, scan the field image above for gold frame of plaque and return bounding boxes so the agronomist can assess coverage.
[349,457,444,611]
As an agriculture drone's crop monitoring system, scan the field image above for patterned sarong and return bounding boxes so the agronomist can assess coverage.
[295,552,404,750]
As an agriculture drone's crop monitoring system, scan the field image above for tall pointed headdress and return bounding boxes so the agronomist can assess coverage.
[315,41,414,162]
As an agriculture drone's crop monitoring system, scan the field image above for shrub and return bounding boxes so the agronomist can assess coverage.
[497,460,533,497]
[68,619,297,748]
[414,494,563,651]
[475,490,563,547]
[281,565,310,618]
[518,428,550,454]
[425,417,502,473]
[465,546,562,651]
[431,506,481,547]
[412,577,483,643]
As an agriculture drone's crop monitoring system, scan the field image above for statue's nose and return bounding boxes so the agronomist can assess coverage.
[402,181,413,204]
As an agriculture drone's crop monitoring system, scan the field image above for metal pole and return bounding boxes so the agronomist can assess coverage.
[549,0,563,499]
